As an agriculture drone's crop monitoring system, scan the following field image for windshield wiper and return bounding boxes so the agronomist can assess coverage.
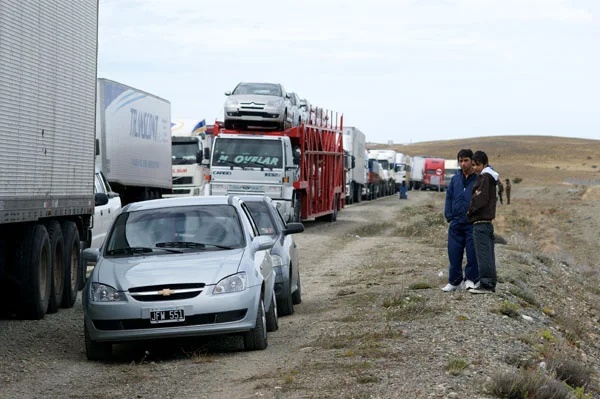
[221,160,245,170]
[245,161,274,171]
[107,247,183,256]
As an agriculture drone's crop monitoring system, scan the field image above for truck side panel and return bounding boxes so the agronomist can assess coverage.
[96,78,172,191]
[0,0,97,223]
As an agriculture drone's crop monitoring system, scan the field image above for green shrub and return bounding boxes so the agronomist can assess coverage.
[513,177,523,184]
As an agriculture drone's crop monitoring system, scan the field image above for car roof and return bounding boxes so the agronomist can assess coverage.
[123,196,239,213]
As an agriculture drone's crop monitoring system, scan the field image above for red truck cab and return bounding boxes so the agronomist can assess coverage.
[422,157,445,191]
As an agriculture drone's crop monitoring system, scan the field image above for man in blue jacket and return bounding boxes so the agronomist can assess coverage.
[442,149,479,291]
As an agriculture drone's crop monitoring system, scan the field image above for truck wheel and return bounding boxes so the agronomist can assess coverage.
[85,323,112,360]
[43,221,64,314]
[265,288,279,332]
[292,273,302,305]
[277,271,294,316]
[243,298,268,351]
[354,185,361,203]
[60,221,80,308]
[292,193,302,223]
[15,224,51,320]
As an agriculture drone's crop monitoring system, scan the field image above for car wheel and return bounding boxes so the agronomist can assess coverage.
[292,273,302,305]
[243,297,267,351]
[265,288,279,332]
[277,271,294,316]
[84,322,112,361]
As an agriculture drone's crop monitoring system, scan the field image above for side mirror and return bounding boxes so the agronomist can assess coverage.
[224,91,231,96]
[95,193,109,206]
[285,93,291,99]
[283,222,304,235]
[82,248,100,263]
[203,147,210,162]
[252,235,275,251]
[196,151,203,164]
[95,138,100,156]
[351,155,356,169]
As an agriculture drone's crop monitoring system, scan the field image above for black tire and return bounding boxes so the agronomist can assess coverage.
[265,288,279,332]
[292,273,302,305]
[43,221,64,314]
[353,184,361,203]
[243,298,268,351]
[60,221,80,308]
[291,192,302,223]
[15,224,51,320]
[85,323,112,361]
[277,270,294,316]
[324,195,339,222]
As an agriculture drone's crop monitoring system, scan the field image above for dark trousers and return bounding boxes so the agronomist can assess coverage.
[447,221,479,285]
[498,192,503,204]
[506,191,511,205]
[472,223,496,290]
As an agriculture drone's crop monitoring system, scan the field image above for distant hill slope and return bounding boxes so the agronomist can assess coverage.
[368,136,600,185]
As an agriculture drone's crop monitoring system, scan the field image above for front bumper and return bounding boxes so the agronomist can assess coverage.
[225,105,283,123]
[84,285,261,343]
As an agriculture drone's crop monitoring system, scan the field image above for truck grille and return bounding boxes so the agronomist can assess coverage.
[173,176,193,185]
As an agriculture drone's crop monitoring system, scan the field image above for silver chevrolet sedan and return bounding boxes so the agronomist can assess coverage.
[223,82,293,130]
[81,196,279,360]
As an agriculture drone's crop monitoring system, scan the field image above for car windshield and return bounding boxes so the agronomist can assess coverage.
[245,202,277,236]
[104,204,245,256]
[212,138,283,169]
[233,83,281,97]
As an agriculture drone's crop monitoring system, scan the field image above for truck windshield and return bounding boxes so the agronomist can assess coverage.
[379,160,390,169]
[172,141,198,165]
[394,164,406,172]
[212,138,283,169]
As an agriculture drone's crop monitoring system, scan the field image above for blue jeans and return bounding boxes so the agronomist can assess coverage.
[447,221,479,285]
[472,223,496,290]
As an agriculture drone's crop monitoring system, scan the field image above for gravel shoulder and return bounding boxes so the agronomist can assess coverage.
[1,187,599,399]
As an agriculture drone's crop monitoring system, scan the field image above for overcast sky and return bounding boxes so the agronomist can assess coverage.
[98,0,599,143]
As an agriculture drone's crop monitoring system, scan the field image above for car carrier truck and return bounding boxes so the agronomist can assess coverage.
[96,79,172,205]
[0,1,98,319]
[208,108,345,222]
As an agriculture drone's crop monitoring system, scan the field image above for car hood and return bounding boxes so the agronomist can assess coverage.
[96,249,244,291]
[231,94,283,105]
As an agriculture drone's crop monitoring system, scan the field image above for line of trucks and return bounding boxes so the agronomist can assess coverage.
[0,1,460,322]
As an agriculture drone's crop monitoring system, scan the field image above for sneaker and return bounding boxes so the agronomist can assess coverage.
[465,280,481,290]
[469,287,495,294]
[442,282,463,292]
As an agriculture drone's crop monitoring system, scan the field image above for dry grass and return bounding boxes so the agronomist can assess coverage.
[488,368,572,399]
[445,358,469,376]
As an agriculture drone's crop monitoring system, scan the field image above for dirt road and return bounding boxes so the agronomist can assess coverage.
[1,189,599,398]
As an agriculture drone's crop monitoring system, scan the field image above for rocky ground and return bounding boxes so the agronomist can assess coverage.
[1,184,599,399]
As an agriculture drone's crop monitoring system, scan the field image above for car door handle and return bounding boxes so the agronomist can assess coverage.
[100,210,103,216]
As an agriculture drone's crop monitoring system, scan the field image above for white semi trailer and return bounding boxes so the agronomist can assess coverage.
[0,1,99,319]
[96,79,173,205]
[342,127,367,204]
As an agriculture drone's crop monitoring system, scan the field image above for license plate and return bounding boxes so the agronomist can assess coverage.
[150,308,185,324]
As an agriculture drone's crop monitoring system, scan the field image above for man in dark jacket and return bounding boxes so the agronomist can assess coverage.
[442,149,479,292]
[467,150,499,294]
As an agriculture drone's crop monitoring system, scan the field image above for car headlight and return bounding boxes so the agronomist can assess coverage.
[213,272,247,294]
[91,283,122,302]
[225,99,239,106]
[267,100,282,107]
[271,254,284,268]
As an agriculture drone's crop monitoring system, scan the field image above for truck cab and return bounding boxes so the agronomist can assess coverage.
[208,134,297,222]
[422,157,445,191]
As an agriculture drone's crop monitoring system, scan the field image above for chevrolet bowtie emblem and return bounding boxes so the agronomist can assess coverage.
[157,288,174,296]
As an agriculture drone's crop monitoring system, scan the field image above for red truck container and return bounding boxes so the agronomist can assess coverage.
[209,108,345,222]
[422,157,445,191]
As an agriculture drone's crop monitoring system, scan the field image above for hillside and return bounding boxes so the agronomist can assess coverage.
[368,136,600,185]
